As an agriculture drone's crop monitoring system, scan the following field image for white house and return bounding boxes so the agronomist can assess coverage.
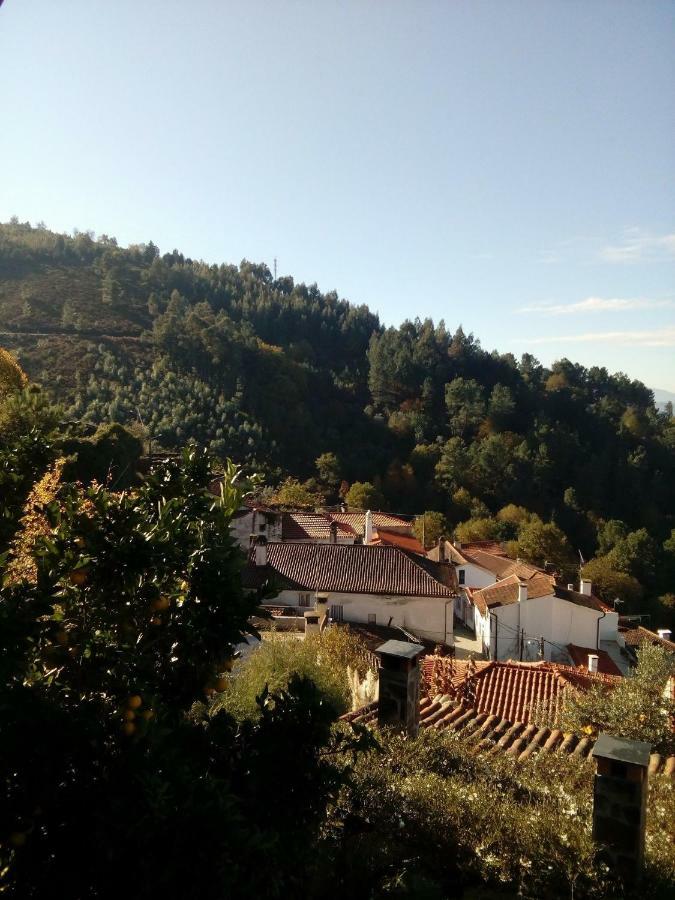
[242,538,457,646]
[471,572,619,663]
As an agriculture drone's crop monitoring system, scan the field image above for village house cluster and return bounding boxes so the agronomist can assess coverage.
[232,498,673,680]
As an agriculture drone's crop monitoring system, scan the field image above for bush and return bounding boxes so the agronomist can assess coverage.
[216,627,374,722]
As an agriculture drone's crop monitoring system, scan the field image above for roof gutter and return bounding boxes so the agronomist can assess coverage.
[596,609,607,651]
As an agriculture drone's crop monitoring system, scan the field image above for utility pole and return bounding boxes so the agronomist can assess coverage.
[273,257,277,280]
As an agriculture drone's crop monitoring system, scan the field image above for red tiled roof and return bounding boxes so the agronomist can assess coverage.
[567,643,623,676]
[472,573,609,614]
[371,527,425,555]
[281,513,353,542]
[344,657,672,775]
[344,696,675,775]
[420,656,620,725]
[326,511,412,535]
[621,625,675,653]
[460,541,509,556]
[472,573,555,610]
[242,542,454,598]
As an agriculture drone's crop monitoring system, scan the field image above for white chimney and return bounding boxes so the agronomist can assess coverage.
[580,579,592,596]
[254,535,267,566]
[567,584,574,590]
[657,629,672,641]
[364,509,374,544]
[517,580,528,603]
[587,653,599,673]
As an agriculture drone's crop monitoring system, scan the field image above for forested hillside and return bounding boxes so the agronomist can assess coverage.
[2,219,675,619]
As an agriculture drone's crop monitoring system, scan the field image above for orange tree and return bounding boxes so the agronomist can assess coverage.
[0,447,365,899]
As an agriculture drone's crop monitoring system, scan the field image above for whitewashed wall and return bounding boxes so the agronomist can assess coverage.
[457,563,497,590]
[270,588,454,645]
[488,594,611,662]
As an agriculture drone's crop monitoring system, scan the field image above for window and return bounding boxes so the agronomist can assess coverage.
[330,604,344,622]
[258,522,267,532]
[299,592,310,607]
[367,613,376,625]
[458,569,465,585]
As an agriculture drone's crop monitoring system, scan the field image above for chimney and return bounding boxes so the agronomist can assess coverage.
[303,609,320,638]
[657,629,672,641]
[592,733,651,886]
[315,592,329,625]
[567,583,574,590]
[364,509,374,544]
[587,653,599,673]
[580,579,592,596]
[437,536,446,563]
[375,640,425,737]
[329,521,338,544]
[253,535,267,567]
[517,580,528,603]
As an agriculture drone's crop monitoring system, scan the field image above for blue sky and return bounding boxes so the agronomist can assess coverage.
[2,1,674,389]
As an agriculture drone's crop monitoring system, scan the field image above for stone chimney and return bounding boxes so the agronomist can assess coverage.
[253,534,267,567]
[517,580,528,604]
[304,609,320,637]
[437,536,446,563]
[657,629,672,641]
[592,733,651,886]
[364,509,374,544]
[580,578,592,596]
[329,521,338,544]
[315,592,329,626]
[587,653,599,673]
[375,640,425,737]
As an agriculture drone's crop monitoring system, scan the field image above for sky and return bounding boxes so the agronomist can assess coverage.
[1,0,674,390]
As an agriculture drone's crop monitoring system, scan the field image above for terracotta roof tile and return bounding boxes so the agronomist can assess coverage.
[242,542,454,598]
[371,527,425,555]
[281,513,353,542]
[567,643,623,676]
[343,692,675,777]
[420,656,620,724]
[326,511,412,535]
[621,625,675,652]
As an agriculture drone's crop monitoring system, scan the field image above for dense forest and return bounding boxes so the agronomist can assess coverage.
[2,219,674,622]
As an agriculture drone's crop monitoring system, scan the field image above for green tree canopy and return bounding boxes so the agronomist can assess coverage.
[344,481,385,511]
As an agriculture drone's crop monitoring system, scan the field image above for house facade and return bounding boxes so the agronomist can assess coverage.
[471,573,619,663]
[242,539,457,645]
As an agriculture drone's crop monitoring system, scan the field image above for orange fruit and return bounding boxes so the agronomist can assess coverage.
[222,658,234,672]
[69,569,89,587]
[123,710,136,721]
[122,722,136,736]
[142,709,154,720]
[127,695,142,709]
[151,595,171,611]
[214,676,228,692]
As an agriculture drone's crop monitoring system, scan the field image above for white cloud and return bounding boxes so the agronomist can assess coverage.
[519,297,674,315]
[599,228,675,264]
[526,327,675,347]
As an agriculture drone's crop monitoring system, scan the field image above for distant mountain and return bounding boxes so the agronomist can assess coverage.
[1,220,674,550]
[653,388,675,411]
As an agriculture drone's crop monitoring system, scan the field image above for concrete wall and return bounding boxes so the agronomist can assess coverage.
[270,588,454,645]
